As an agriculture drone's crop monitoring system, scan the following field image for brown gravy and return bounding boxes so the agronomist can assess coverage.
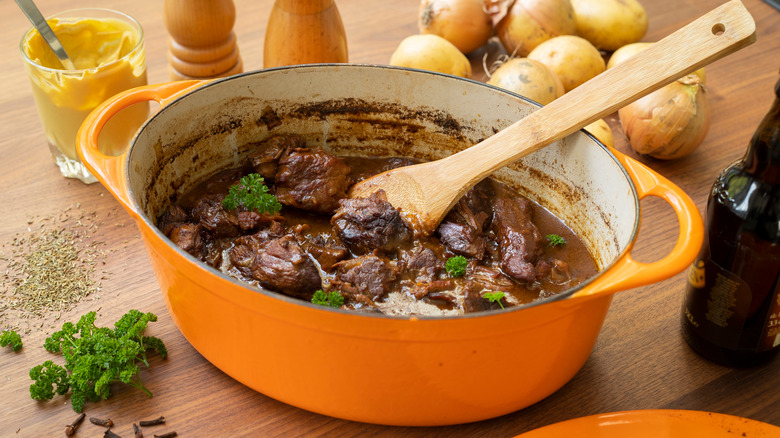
[160,139,599,316]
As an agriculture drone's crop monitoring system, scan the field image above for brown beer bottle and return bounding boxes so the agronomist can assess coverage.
[681,74,780,367]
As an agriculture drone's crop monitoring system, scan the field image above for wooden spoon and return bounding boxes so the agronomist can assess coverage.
[349,0,756,235]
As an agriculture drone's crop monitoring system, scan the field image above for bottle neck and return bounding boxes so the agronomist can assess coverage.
[741,93,780,184]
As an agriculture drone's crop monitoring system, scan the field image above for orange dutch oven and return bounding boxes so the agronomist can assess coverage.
[77,65,702,426]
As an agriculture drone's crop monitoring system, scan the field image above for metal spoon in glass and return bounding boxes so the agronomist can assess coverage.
[15,0,77,70]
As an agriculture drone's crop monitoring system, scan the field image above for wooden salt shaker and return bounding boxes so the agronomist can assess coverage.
[263,0,348,68]
[164,0,243,80]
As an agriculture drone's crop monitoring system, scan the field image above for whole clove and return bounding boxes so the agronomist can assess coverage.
[90,417,115,428]
[104,429,122,438]
[153,432,177,438]
[139,416,165,427]
[64,413,86,436]
[133,423,144,438]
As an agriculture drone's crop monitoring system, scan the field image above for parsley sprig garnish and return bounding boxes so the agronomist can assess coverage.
[546,234,566,247]
[445,255,468,277]
[29,310,167,412]
[312,290,344,307]
[483,291,506,309]
[222,173,282,214]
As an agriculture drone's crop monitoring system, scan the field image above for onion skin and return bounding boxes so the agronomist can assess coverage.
[527,35,605,92]
[487,58,564,105]
[619,75,710,160]
[389,34,472,78]
[495,0,576,57]
[571,0,648,51]
[418,0,493,54]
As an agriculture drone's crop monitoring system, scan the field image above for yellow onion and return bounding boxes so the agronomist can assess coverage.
[495,0,576,57]
[418,0,494,54]
[487,57,564,105]
[389,34,472,78]
[619,75,710,159]
[570,0,647,51]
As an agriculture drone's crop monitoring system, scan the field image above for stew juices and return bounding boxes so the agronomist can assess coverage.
[20,9,148,183]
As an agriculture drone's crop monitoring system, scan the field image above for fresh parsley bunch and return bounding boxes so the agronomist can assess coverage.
[1,330,23,352]
[222,173,282,214]
[29,310,167,412]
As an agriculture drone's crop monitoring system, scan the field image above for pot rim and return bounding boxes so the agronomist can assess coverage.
[125,64,641,321]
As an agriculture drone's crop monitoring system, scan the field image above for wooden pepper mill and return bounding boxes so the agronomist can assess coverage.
[164,0,243,80]
[264,0,348,68]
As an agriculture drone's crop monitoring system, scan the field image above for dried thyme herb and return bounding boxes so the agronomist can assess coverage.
[0,205,112,329]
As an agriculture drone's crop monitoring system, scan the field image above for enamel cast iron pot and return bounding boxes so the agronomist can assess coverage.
[77,65,702,426]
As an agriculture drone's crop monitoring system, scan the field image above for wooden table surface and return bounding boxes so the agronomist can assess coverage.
[1,0,779,436]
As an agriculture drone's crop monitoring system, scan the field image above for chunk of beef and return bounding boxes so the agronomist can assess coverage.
[230,234,320,298]
[331,190,412,255]
[400,246,443,283]
[333,254,399,301]
[228,226,285,275]
[463,282,506,313]
[468,265,517,292]
[492,196,544,282]
[191,193,283,238]
[437,219,486,259]
[158,204,190,236]
[410,279,456,300]
[300,234,349,271]
[537,259,572,284]
[462,179,495,231]
[168,223,206,258]
[436,181,494,259]
[247,134,306,180]
[274,147,351,213]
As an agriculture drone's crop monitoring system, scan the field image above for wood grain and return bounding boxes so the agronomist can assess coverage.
[1,0,779,436]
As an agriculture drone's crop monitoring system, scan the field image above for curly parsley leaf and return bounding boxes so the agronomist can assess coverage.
[445,255,468,278]
[29,360,69,400]
[483,291,506,309]
[29,310,167,412]
[1,330,23,352]
[222,173,282,214]
[311,289,345,308]
[546,234,567,248]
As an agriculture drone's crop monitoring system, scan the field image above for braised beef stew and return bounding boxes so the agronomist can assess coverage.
[157,134,599,315]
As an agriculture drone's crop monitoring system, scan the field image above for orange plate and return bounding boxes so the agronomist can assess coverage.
[516,410,780,438]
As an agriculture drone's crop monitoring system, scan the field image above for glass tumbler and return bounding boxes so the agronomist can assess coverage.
[20,8,149,184]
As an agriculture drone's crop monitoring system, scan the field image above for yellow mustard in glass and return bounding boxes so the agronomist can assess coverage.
[20,9,148,183]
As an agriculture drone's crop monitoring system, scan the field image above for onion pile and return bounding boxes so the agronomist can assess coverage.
[390,0,716,161]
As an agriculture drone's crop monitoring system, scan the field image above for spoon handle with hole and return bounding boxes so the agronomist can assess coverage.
[436,0,756,195]
[15,0,77,70]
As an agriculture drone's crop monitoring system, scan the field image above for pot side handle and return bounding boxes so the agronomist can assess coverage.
[76,80,207,217]
[572,150,704,298]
